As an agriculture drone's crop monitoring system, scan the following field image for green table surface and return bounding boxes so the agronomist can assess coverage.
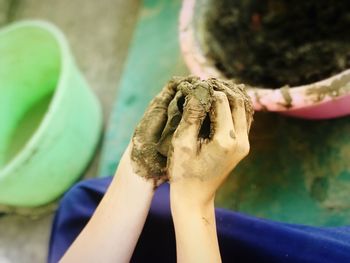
[99,0,350,227]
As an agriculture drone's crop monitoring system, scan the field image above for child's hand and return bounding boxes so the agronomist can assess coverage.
[130,80,177,183]
[168,90,250,207]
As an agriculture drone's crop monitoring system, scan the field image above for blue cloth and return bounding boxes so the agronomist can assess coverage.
[48,177,350,263]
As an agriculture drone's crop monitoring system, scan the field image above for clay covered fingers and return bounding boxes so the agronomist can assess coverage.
[131,76,254,182]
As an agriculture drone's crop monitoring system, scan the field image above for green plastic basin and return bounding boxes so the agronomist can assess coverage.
[0,21,102,208]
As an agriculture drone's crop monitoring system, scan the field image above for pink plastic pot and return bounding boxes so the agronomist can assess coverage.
[179,0,350,119]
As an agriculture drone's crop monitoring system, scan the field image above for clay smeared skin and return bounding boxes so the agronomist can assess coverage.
[156,91,184,156]
[158,80,214,156]
[131,76,253,181]
[131,79,178,180]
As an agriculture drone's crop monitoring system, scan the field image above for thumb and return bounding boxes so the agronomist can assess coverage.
[173,94,207,150]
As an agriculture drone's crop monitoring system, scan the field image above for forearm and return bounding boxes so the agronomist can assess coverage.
[170,190,221,263]
[60,163,154,263]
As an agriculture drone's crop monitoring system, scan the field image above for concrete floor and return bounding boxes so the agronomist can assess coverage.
[0,0,139,262]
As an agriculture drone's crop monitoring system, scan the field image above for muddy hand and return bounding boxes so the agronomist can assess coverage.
[130,80,178,183]
[168,90,250,205]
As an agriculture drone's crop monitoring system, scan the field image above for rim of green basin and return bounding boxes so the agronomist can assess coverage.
[0,20,74,178]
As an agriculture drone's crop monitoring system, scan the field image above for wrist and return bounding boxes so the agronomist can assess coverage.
[170,186,215,218]
[113,165,155,197]
[113,144,155,194]
[170,181,215,209]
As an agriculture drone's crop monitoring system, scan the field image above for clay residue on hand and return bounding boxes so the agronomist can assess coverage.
[131,76,254,180]
[157,79,214,156]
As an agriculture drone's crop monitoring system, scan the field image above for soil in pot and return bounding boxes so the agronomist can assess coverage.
[205,0,350,89]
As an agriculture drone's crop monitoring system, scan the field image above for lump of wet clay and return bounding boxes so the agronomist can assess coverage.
[131,76,254,180]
